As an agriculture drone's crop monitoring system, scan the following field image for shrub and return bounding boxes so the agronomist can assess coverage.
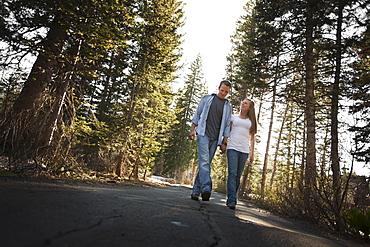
[342,207,370,238]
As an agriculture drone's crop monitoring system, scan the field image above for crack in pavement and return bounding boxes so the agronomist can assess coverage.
[198,202,229,247]
[43,213,122,246]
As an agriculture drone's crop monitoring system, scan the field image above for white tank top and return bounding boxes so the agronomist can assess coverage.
[227,114,251,153]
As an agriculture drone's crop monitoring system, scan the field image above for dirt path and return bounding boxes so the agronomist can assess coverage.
[0,176,367,247]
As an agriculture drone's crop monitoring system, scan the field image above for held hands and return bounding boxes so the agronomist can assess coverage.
[219,144,227,154]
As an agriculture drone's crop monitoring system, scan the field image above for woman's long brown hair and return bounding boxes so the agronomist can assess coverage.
[246,99,257,134]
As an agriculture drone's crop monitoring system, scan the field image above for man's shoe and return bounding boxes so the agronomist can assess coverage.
[227,203,236,210]
[201,191,211,201]
[191,194,199,201]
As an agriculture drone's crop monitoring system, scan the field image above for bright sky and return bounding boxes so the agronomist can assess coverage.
[175,0,247,93]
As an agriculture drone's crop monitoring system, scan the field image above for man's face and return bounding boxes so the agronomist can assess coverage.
[217,84,230,99]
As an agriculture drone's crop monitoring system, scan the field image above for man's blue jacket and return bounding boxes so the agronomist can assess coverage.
[191,94,232,145]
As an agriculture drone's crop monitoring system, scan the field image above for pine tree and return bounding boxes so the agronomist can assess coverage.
[112,0,184,179]
[162,54,207,181]
[349,22,370,165]
[0,0,184,176]
[230,0,369,230]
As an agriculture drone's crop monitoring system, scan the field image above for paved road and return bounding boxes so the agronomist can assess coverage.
[0,177,367,247]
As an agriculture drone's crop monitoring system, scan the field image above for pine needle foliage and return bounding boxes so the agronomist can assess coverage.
[161,54,207,182]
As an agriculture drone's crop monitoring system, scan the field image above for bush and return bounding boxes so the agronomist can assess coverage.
[342,207,370,238]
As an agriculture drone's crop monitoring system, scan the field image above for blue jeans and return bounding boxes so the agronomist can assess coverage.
[192,135,218,194]
[227,149,249,205]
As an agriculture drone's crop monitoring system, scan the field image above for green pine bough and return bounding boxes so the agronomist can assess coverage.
[342,207,370,238]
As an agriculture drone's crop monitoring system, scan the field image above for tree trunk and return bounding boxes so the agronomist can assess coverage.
[299,122,306,193]
[289,112,297,189]
[12,16,67,115]
[270,102,289,188]
[239,162,251,197]
[0,13,68,160]
[304,0,317,212]
[261,77,277,197]
[331,1,344,231]
[320,132,329,190]
[115,152,124,177]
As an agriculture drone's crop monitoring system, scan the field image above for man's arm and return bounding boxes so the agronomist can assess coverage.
[189,123,196,140]
[220,106,232,154]
[189,95,208,141]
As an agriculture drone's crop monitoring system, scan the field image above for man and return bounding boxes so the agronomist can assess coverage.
[189,80,232,201]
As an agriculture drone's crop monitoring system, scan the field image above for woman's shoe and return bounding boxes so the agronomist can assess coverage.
[191,194,199,201]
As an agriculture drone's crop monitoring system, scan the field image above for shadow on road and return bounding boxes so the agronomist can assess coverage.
[0,177,367,247]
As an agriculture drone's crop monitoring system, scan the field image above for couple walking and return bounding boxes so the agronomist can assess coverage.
[189,81,257,209]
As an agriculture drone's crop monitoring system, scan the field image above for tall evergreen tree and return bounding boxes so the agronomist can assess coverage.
[0,0,134,166]
[228,1,269,108]
[229,0,369,230]
[162,54,207,181]
[0,0,184,177]
[349,21,370,165]
[112,0,184,179]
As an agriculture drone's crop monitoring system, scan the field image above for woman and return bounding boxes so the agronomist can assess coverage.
[226,99,257,209]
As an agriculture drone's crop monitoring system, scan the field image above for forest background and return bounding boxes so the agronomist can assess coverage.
[0,0,369,239]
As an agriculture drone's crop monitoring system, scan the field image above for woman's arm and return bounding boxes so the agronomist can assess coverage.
[249,132,255,163]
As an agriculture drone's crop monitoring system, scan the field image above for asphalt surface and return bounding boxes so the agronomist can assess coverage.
[0,176,367,247]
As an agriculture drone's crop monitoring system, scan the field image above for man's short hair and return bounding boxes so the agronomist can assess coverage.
[219,80,231,88]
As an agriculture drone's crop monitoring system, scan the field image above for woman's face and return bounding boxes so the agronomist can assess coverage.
[240,100,250,111]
